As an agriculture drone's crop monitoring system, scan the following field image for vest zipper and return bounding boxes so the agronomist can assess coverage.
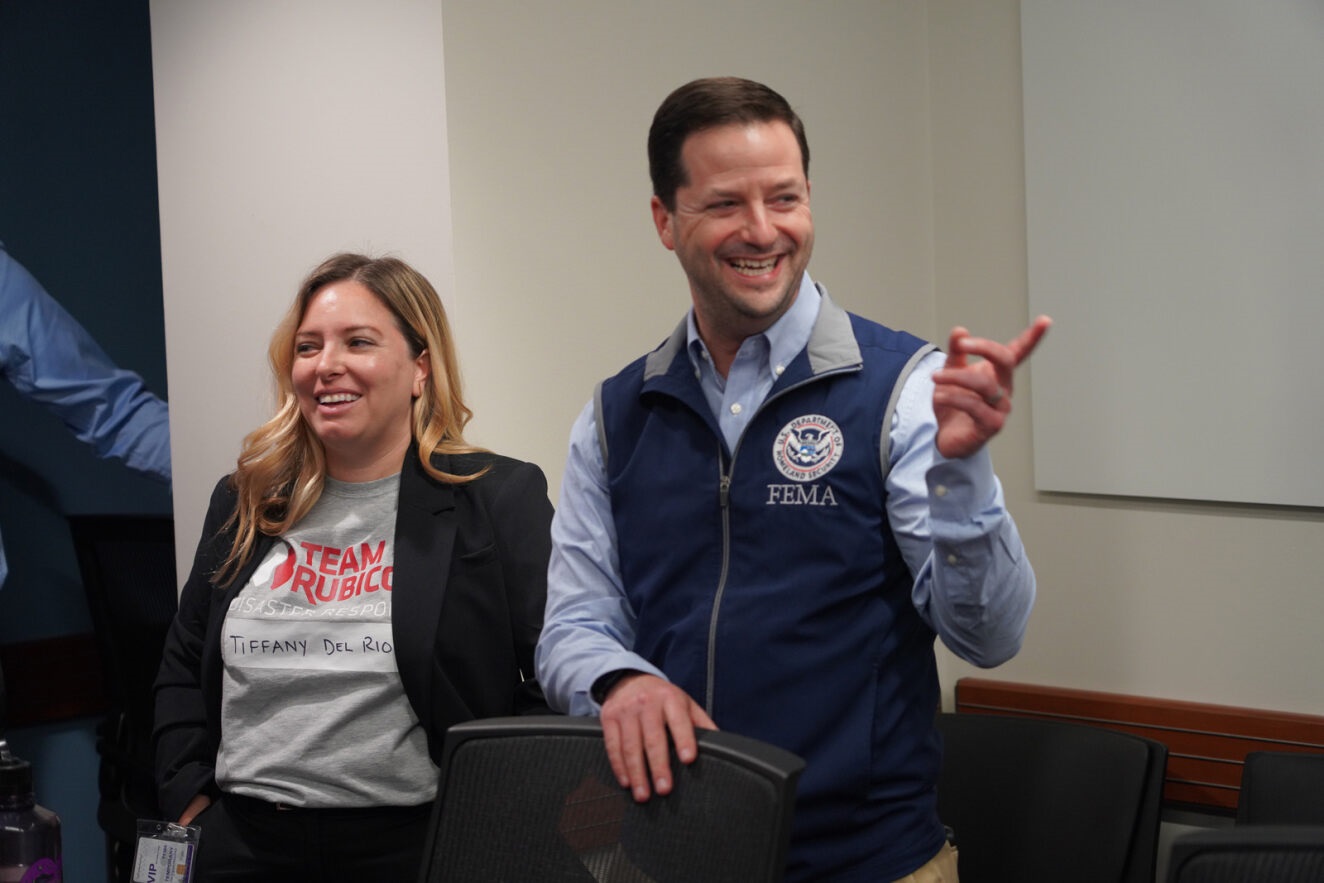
[701,365,858,719]
[706,454,732,717]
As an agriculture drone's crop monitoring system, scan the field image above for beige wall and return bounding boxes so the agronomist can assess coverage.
[926,1,1323,714]
[441,0,936,477]
[154,0,1322,716]
[152,0,455,574]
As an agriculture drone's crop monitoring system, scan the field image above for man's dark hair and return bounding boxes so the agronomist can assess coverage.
[648,76,810,212]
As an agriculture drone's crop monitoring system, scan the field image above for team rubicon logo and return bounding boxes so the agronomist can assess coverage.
[772,414,844,482]
[267,540,393,605]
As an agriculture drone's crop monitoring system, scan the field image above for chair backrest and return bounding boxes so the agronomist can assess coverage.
[418,715,805,883]
[1167,825,1324,882]
[1236,750,1324,825]
[936,712,1168,883]
[67,514,177,871]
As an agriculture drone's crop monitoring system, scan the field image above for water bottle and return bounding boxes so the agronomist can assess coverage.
[0,740,62,883]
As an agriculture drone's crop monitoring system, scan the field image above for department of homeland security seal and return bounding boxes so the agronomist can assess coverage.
[772,414,844,482]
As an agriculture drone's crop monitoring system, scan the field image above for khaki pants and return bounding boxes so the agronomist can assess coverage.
[891,841,959,883]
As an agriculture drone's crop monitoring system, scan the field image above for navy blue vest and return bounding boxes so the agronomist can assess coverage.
[597,298,948,881]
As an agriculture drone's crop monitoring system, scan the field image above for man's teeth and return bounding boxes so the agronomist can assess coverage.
[318,393,360,404]
[730,257,777,275]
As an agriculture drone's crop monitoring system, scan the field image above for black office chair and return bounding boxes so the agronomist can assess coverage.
[936,712,1168,883]
[1167,825,1324,882]
[1236,750,1324,826]
[418,715,805,883]
[68,514,178,883]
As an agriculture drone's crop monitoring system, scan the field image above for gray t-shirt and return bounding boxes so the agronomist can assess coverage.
[216,473,436,807]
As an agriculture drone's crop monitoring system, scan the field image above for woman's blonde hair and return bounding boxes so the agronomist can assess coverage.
[215,252,485,585]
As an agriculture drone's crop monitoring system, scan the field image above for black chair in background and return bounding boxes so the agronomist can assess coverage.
[418,715,805,883]
[1236,750,1324,826]
[935,712,1168,883]
[68,514,178,883]
[1167,825,1324,882]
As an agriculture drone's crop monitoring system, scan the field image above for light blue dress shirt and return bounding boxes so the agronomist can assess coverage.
[0,242,171,589]
[536,274,1035,715]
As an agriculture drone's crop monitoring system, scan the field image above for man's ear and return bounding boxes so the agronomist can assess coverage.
[651,195,676,251]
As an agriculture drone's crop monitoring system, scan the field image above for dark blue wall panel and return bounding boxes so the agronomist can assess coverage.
[1,2,171,881]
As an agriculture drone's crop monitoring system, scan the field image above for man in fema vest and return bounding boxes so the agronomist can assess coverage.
[536,76,1051,883]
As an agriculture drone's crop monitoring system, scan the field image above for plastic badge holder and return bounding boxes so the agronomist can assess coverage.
[132,821,199,883]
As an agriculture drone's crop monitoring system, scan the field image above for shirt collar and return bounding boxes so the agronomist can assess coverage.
[685,272,822,374]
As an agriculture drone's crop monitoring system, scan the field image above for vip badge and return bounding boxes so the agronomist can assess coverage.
[772,414,844,482]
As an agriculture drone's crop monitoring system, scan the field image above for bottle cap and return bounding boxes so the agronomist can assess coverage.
[0,745,34,798]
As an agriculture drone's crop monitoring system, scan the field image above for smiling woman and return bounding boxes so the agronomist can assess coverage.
[290,279,429,482]
[152,253,554,882]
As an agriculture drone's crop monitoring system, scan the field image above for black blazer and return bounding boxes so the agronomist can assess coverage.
[153,449,553,821]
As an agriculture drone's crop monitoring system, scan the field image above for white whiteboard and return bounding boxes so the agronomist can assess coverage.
[1022,0,1324,508]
